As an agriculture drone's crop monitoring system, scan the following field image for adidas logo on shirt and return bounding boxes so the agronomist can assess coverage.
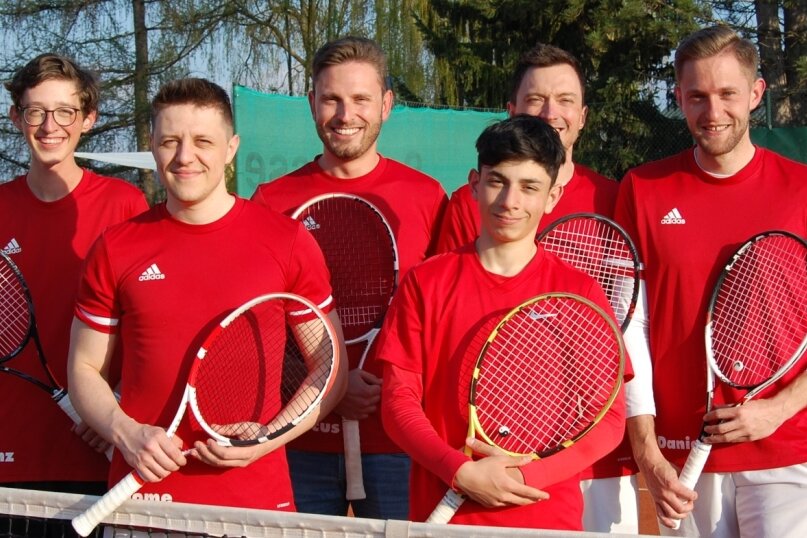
[660,208,686,225]
[302,215,320,231]
[2,238,21,255]
[138,263,166,281]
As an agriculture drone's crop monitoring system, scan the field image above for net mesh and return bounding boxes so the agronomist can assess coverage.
[710,233,807,389]
[537,215,639,331]
[0,486,645,538]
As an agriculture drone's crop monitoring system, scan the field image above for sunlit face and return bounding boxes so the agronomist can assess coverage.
[151,104,239,210]
[675,50,765,158]
[508,64,587,152]
[309,61,393,162]
[10,78,96,168]
[471,159,562,246]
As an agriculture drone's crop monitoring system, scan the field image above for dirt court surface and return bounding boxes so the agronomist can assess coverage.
[638,473,661,535]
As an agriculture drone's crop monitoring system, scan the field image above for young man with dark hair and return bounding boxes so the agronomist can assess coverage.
[251,37,447,519]
[378,114,630,530]
[68,78,346,511]
[0,53,147,497]
[617,25,807,537]
[434,43,644,534]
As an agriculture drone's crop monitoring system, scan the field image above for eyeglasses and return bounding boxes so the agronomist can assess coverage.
[18,106,81,127]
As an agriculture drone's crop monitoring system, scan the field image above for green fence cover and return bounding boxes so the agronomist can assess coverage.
[233,85,505,197]
[751,127,807,165]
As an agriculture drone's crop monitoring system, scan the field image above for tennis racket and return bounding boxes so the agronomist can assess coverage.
[536,213,641,332]
[426,292,625,524]
[672,231,807,528]
[293,193,398,501]
[0,251,114,461]
[71,292,339,537]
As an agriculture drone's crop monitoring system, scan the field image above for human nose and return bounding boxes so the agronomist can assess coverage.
[173,141,195,164]
[499,185,521,210]
[39,110,60,131]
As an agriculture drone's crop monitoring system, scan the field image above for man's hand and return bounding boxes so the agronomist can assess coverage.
[115,418,187,482]
[638,451,697,528]
[452,438,549,508]
[703,399,786,443]
[335,368,381,420]
[72,421,113,454]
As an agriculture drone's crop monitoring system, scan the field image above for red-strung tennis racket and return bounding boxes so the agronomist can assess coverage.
[536,213,641,332]
[672,231,807,528]
[293,193,398,501]
[426,293,625,524]
[71,293,339,536]
[0,251,113,461]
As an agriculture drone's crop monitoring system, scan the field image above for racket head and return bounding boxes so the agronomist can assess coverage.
[468,292,625,458]
[706,230,807,393]
[188,293,338,447]
[292,193,399,343]
[0,251,35,361]
[537,213,641,332]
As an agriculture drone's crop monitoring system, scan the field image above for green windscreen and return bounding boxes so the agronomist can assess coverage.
[233,85,505,197]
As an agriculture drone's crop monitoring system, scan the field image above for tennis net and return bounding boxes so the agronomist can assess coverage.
[1,486,644,538]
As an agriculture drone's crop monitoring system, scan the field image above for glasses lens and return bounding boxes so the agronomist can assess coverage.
[54,108,78,126]
[23,107,46,125]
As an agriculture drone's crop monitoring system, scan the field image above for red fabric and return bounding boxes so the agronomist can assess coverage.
[377,244,630,529]
[0,170,146,483]
[615,147,807,472]
[76,198,332,509]
[434,165,634,480]
[251,156,447,454]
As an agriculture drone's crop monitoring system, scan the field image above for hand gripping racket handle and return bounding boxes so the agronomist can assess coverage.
[670,439,712,530]
[72,472,143,536]
[343,417,366,500]
[426,489,465,524]
[56,394,114,461]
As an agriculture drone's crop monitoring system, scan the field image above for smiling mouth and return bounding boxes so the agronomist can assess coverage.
[333,127,361,136]
[702,125,730,133]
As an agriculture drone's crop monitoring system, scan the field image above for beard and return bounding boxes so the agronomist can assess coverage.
[692,117,749,157]
[316,118,382,161]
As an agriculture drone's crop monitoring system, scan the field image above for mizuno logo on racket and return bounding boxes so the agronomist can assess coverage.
[138,263,166,281]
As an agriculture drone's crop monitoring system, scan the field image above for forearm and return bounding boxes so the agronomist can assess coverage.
[521,386,626,488]
[381,363,469,486]
[627,414,665,471]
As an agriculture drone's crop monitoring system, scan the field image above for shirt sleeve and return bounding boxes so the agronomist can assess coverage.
[382,363,471,487]
[286,221,334,316]
[434,186,478,255]
[75,234,120,333]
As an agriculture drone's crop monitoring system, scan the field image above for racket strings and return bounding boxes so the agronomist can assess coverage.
[193,299,335,444]
[473,298,621,455]
[0,263,30,358]
[711,236,807,388]
[300,198,396,340]
[540,218,637,327]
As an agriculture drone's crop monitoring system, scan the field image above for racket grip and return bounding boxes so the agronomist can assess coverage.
[72,472,143,536]
[670,439,712,530]
[426,489,465,524]
[56,393,114,462]
[343,418,366,500]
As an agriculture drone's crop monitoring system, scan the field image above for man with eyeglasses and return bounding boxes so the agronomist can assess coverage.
[0,54,147,509]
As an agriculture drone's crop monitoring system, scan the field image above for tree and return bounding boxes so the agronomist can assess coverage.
[413,0,708,178]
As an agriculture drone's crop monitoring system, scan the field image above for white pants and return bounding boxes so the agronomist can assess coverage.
[660,463,807,538]
[580,475,640,534]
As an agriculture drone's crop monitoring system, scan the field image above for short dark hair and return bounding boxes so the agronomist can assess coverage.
[509,43,586,104]
[5,53,99,115]
[674,25,759,82]
[476,114,566,185]
[312,36,388,91]
[151,78,233,130]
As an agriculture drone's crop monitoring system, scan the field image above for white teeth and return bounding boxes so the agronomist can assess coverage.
[334,128,359,135]
[39,137,63,144]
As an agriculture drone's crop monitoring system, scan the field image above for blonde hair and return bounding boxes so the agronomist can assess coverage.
[674,25,759,82]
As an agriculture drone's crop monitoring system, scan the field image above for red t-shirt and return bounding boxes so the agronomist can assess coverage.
[0,170,147,483]
[434,164,634,481]
[75,198,333,510]
[251,156,447,454]
[377,245,632,529]
[615,147,807,472]
[435,163,619,253]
